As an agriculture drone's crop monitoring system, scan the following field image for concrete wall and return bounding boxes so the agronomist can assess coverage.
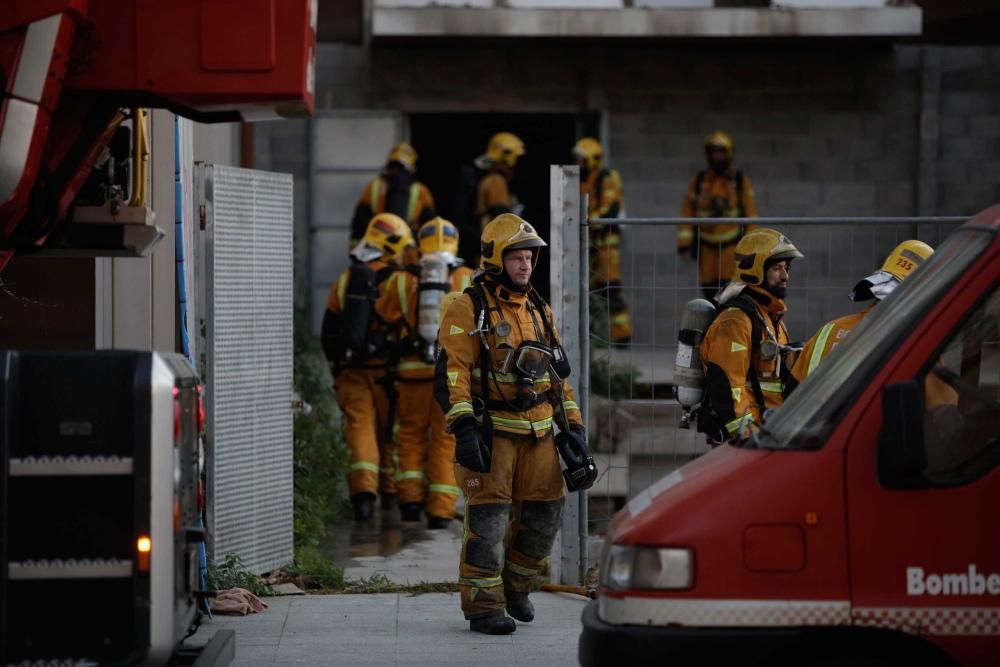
[265,40,1000,342]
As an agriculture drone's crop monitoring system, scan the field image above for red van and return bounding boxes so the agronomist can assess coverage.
[580,206,1000,667]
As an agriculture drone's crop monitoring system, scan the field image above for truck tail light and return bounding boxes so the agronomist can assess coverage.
[137,535,151,572]
[173,388,181,445]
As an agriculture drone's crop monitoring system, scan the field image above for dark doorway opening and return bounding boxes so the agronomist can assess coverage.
[410,112,599,299]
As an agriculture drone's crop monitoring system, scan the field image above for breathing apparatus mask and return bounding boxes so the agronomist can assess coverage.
[496,341,554,411]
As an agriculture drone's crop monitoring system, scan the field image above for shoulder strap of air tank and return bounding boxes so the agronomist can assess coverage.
[527,289,559,346]
[735,170,745,218]
[724,294,766,411]
[463,284,491,404]
[694,169,706,199]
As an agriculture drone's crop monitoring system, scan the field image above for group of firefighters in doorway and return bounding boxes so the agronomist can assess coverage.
[320,130,940,634]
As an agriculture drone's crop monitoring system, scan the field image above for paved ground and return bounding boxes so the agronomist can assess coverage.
[187,507,589,665]
[189,591,589,666]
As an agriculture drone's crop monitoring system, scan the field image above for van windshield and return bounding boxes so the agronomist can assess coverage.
[753,227,995,451]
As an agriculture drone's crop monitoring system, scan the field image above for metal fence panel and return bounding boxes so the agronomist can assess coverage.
[200,164,294,574]
[549,167,967,543]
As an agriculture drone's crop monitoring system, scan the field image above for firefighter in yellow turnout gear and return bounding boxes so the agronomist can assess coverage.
[679,132,759,301]
[574,138,632,344]
[436,214,593,635]
[375,218,474,528]
[351,143,436,246]
[790,240,935,387]
[700,229,802,442]
[475,132,525,230]
[322,213,415,520]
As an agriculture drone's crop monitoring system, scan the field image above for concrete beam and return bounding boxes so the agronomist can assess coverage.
[372,6,921,38]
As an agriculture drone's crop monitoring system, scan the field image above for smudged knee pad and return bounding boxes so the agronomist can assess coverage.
[512,498,565,559]
[465,503,510,571]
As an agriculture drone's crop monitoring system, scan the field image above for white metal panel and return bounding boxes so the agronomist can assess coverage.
[309,111,405,334]
[313,115,399,170]
[202,164,294,574]
[312,172,372,227]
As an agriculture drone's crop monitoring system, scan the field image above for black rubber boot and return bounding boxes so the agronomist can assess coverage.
[469,611,516,635]
[400,502,423,522]
[351,493,376,521]
[380,492,398,511]
[427,516,451,530]
[505,592,534,623]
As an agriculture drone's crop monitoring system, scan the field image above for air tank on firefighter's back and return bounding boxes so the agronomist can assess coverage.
[418,252,450,360]
[674,298,716,428]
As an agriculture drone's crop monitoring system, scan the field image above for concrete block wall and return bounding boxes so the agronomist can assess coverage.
[271,40,1000,342]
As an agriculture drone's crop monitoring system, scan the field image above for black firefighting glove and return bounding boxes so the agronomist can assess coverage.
[555,424,598,492]
[452,416,491,474]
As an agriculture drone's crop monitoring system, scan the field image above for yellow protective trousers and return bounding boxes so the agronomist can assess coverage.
[455,432,565,619]
[590,226,632,343]
[395,380,459,519]
[334,367,396,498]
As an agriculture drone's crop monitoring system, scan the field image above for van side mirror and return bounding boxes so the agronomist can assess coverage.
[877,380,927,489]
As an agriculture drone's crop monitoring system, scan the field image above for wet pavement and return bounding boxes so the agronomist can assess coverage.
[320,503,464,585]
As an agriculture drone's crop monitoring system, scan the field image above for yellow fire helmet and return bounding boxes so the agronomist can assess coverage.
[704,130,734,159]
[732,228,803,286]
[386,142,418,172]
[484,132,526,168]
[572,137,604,172]
[851,239,934,302]
[480,213,547,275]
[351,212,415,264]
[418,216,460,258]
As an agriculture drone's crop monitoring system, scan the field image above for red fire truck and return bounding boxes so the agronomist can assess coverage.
[581,205,1000,666]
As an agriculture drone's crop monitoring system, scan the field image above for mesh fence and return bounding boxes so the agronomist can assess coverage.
[585,216,965,537]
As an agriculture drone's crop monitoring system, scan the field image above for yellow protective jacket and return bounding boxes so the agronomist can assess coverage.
[789,304,957,410]
[375,265,475,380]
[791,305,873,385]
[351,176,436,243]
[700,285,790,438]
[582,167,624,220]
[476,171,518,229]
[678,168,758,285]
[322,258,397,372]
[436,281,583,439]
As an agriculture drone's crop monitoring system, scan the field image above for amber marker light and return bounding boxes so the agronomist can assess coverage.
[137,536,152,571]
[805,512,819,526]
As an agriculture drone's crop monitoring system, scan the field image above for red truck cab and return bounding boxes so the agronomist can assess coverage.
[580,205,1000,666]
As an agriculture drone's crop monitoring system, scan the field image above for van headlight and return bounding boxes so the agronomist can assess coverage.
[600,545,693,591]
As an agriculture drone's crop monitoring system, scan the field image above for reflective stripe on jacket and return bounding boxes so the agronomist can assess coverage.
[437,283,583,438]
[700,285,789,437]
[791,306,872,384]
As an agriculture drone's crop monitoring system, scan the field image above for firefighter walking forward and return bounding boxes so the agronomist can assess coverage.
[436,213,595,635]
[375,217,474,528]
[322,213,415,520]
[678,131,759,301]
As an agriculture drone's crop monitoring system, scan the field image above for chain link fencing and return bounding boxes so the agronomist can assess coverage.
[550,166,967,572]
